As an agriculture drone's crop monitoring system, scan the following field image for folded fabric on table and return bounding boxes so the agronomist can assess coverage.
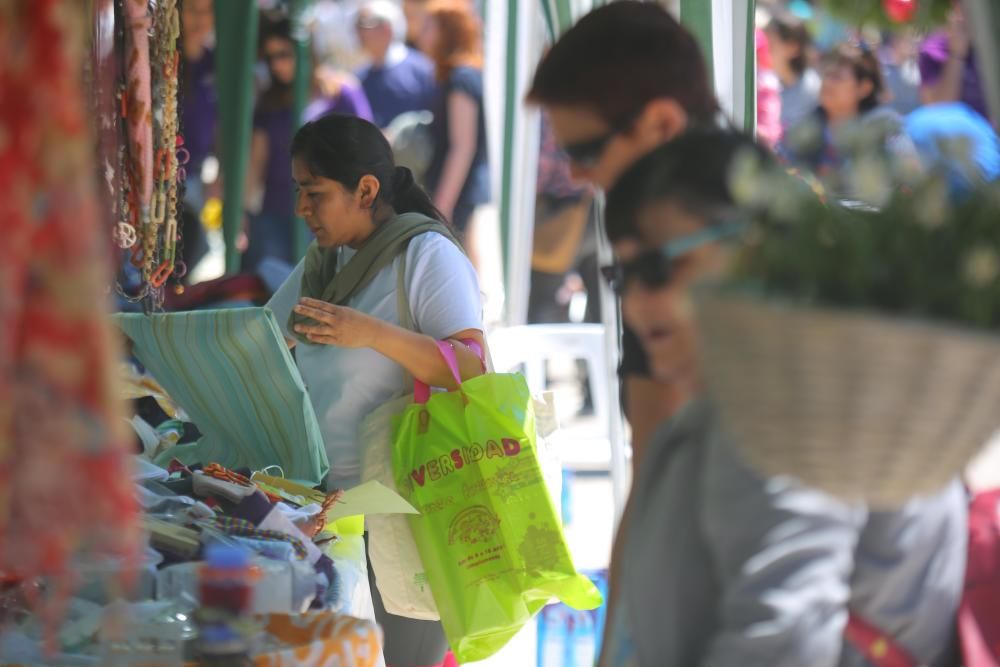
[212,516,310,561]
[114,308,329,486]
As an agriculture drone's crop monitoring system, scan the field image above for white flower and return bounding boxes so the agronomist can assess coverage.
[913,176,950,229]
[728,148,770,209]
[852,155,893,208]
[896,159,925,187]
[962,246,1000,288]
[938,135,976,173]
[770,176,809,221]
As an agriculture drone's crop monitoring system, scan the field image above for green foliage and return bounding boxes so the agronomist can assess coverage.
[820,0,951,29]
[727,143,1000,329]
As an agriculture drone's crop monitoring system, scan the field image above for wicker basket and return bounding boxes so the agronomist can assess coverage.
[695,290,1000,507]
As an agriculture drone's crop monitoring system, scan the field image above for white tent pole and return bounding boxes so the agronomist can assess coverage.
[506,1,544,327]
[485,0,542,328]
[711,0,754,132]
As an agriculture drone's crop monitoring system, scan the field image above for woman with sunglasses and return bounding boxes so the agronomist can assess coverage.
[599,128,966,667]
[780,41,919,191]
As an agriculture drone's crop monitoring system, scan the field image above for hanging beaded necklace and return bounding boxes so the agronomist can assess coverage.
[115,0,182,311]
[151,0,180,289]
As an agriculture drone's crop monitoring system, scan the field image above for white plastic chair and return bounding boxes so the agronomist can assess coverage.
[489,324,612,470]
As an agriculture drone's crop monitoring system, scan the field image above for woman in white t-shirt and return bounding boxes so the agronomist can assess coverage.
[267,113,483,666]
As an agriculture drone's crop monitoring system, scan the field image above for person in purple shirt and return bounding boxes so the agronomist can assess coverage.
[355,0,437,129]
[919,1,990,122]
[303,66,374,124]
[178,0,216,278]
[246,13,374,272]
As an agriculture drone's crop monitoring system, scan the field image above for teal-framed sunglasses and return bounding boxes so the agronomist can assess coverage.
[600,222,745,295]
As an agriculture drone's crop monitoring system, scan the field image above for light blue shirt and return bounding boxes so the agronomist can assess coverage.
[781,69,821,131]
[268,230,482,489]
[601,400,966,667]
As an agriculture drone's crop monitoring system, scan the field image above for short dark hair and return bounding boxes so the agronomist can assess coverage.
[605,129,771,242]
[822,42,886,114]
[259,11,292,50]
[527,1,718,128]
[766,11,812,78]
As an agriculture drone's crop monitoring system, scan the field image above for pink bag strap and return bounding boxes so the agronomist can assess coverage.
[413,338,485,405]
[460,338,485,369]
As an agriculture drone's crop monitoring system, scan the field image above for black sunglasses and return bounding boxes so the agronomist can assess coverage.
[600,223,745,295]
[264,49,295,64]
[559,112,640,168]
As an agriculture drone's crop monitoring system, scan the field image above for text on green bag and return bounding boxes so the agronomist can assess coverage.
[410,438,522,487]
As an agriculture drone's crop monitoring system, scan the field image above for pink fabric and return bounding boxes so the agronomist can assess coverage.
[957,489,1000,667]
[755,28,783,148]
[755,27,773,69]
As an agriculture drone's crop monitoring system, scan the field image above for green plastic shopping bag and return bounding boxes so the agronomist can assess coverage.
[392,341,603,663]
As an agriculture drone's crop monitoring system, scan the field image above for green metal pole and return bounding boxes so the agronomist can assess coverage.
[291,0,314,262]
[539,0,557,41]
[214,2,259,275]
[554,0,572,34]
[680,0,714,87]
[744,1,757,134]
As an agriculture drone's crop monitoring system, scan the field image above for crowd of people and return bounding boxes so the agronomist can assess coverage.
[159,1,1000,666]
[177,0,489,280]
[758,1,998,196]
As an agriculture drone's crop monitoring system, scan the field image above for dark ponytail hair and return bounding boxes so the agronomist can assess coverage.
[290,113,446,223]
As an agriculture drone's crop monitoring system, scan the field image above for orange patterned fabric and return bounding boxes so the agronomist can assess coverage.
[182,613,382,667]
[0,0,140,622]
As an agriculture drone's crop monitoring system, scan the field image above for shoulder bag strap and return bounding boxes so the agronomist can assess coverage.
[844,611,919,667]
[396,247,414,333]
[395,248,418,394]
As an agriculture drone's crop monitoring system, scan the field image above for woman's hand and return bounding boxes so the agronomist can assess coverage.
[292,297,384,349]
[294,297,484,388]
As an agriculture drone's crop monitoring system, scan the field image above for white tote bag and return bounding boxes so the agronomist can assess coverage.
[359,254,440,620]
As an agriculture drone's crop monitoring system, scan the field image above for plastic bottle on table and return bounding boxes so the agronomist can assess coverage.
[196,544,254,666]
